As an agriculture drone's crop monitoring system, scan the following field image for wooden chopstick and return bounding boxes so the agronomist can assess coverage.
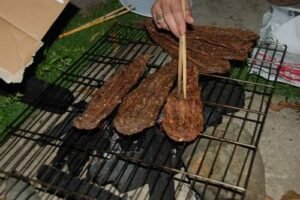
[182,33,187,99]
[178,33,183,96]
[181,0,187,99]
[59,5,133,39]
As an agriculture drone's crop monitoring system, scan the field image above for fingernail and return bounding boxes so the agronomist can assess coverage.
[179,27,185,36]
[187,16,194,24]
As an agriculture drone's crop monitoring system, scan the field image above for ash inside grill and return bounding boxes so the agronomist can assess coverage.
[34,77,244,199]
[35,110,199,199]
[0,23,287,200]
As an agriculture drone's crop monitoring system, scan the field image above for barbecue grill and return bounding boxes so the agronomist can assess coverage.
[0,23,286,200]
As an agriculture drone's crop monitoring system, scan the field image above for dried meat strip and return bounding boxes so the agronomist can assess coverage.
[187,34,253,52]
[145,20,253,61]
[162,65,204,142]
[145,23,231,74]
[144,20,258,70]
[187,40,249,61]
[73,54,150,130]
[113,59,177,135]
[191,25,259,41]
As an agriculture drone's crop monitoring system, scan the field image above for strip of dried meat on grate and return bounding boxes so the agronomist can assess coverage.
[113,59,177,135]
[186,34,254,52]
[144,20,259,74]
[190,25,259,42]
[162,65,204,142]
[73,54,150,130]
[145,22,230,74]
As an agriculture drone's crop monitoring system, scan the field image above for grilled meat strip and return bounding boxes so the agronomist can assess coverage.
[113,60,177,135]
[73,55,149,130]
[145,20,257,60]
[162,65,204,142]
[159,32,231,74]
[191,25,259,42]
[185,27,256,60]
[144,20,258,73]
[187,34,254,52]
[144,22,230,73]
[187,41,249,60]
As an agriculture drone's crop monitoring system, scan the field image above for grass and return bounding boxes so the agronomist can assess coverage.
[230,62,300,99]
[0,94,27,141]
[36,0,143,82]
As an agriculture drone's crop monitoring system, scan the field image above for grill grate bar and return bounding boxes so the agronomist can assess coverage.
[101,151,247,194]
[199,134,256,149]
[1,170,98,200]
[202,73,275,88]
[204,101,266,115]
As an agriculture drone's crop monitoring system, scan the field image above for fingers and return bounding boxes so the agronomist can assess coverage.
[151,2,168,30]
[162,0,181,37]
[151,0,194,37]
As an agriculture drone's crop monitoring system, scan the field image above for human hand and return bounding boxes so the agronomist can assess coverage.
[151,0,194,38]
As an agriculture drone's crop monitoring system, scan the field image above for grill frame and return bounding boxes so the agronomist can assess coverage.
[0,23,287,200]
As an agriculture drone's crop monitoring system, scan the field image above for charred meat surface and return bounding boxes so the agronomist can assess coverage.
[73,54,149,130]
[113,60,177,135]
[162,65,204,142]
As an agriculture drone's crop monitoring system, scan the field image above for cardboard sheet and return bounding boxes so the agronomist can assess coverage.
[0,0,69,83]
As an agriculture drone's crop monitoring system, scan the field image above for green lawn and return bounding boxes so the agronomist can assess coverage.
[37,0,143,82]
[230,63,300,99]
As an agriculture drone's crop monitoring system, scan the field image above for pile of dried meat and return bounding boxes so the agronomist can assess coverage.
[144,20,258,74]
[73,21,258,142]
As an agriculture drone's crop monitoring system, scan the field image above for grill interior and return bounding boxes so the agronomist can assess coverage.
[0,23,286,200]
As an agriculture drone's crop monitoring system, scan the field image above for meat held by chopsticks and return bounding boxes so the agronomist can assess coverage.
[113,59,177,135]
[73,54,150,130]
[144,20,259,74]
[162,64,204,142]
[191,25,259,42]
[144,21,230,74]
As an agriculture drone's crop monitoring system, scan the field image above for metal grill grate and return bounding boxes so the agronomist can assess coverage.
[0,23,286,200]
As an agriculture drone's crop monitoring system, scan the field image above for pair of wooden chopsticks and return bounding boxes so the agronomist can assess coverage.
[178,0,187,99]
[59,5,134,39]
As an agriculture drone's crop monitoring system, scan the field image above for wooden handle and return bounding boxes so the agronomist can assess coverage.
[181,0,187,99]
[59,6,132,39]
